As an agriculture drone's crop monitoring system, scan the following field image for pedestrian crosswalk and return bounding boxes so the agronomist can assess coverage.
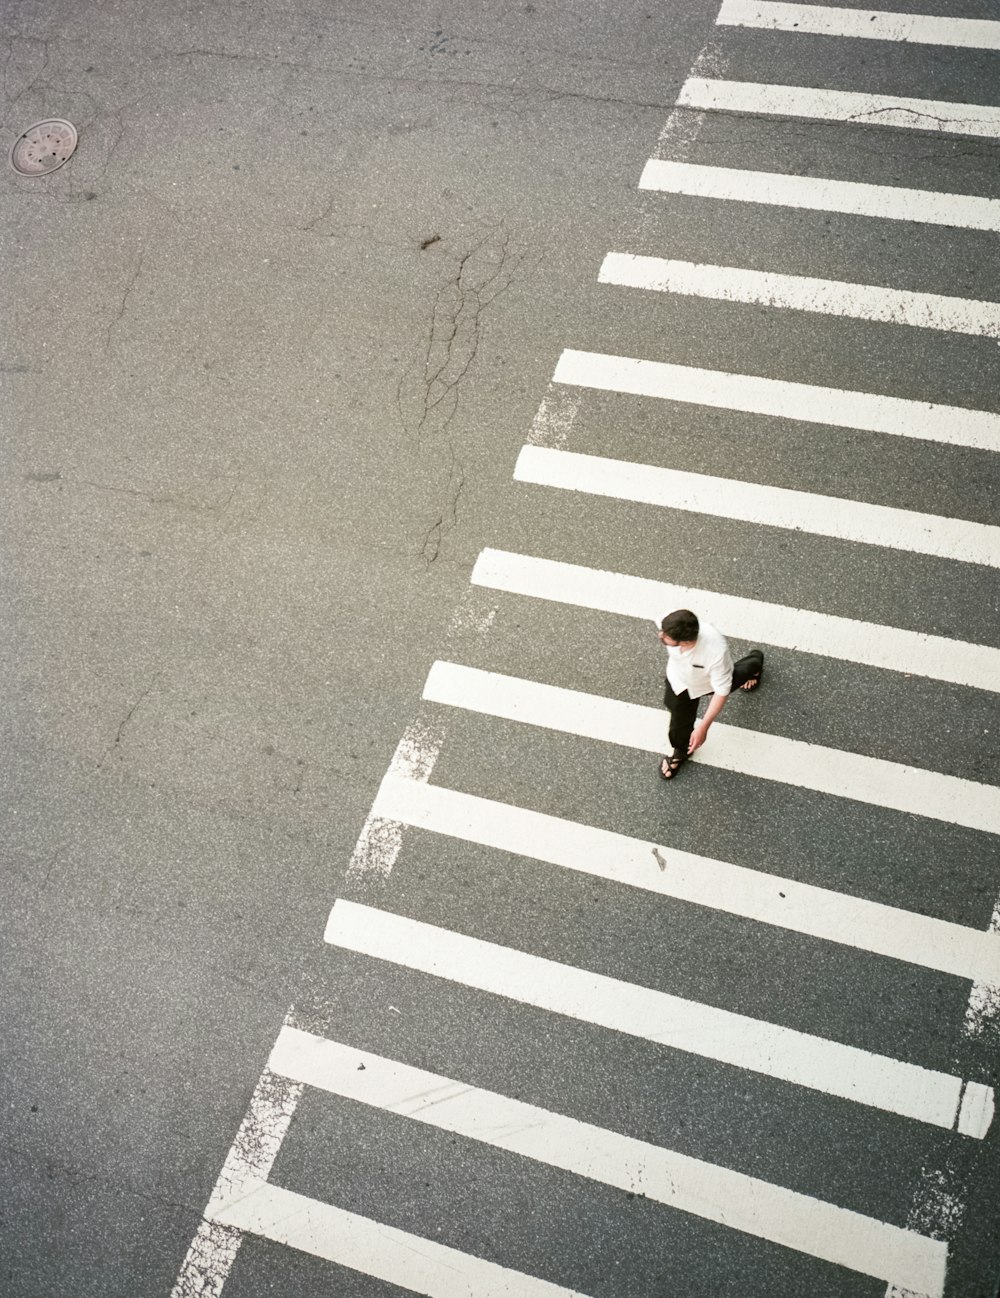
[262,1025,949,1294]
[515,443,1000,566]
[471,547,1000,692]
[677,77,1000,138]
[423,660,1000,833]
[599,250,1000,337]
[326,898,980,1131]
[715,0,1000,49]
[174,5,1000,1297]
[638,159,1000,231]
[369,770,1000,986]
[211,1179,590,1298]
[551,347,1000,452]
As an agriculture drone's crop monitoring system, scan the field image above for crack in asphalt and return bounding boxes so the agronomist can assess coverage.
[3,33,51,104]
[97,671,162,768]
[396,224,520,566]
[104,247,146,353]
[168,46,678,112]
[5,1141,203,1220]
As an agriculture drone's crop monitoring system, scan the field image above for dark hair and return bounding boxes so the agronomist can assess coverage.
[661,609,699,642]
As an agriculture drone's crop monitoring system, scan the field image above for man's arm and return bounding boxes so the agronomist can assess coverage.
[688,691,727,753]
[688,649,734,753]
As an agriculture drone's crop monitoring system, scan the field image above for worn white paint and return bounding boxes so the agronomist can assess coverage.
[211,1180,591,1298]
[890,898,1000,1290]
[552,348,1000,454]
[325,900,987,1134]
[958,1083,996,1138]
[514,444,1000,569]
[170,1069,303,1298]
[346,718,445,881]
[373,771,1000,988]
[678,78,1000,140]
[447,587,498,639]
[964,895,1000,1038]
[716,1,1000,50]
[885,1166,967,1298]
[653,31,728,156]
[168,1221,243,1298]
[527,387,581,449]
[268,1025,950,1295]
[599,252,1000,338]
[638,159,1000,232]
[471,548,1000,696]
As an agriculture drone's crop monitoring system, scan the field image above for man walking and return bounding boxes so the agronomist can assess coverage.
[658,609,763,780]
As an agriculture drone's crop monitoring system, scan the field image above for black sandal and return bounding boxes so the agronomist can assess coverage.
[740,650,765,691]
[659,754,685,780]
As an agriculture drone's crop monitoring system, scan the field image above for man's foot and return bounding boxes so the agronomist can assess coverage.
[740,651,764,691]
[659,754,685,780]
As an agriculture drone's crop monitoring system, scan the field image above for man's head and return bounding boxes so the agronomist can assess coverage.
[659,609,699,648]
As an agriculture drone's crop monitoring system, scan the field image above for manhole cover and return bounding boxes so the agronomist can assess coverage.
[9,119,78,176]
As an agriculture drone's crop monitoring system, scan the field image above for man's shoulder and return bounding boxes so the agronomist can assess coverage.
[699,621,729,655]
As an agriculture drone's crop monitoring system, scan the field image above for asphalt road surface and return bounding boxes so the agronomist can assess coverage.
[3,1,1000,1296]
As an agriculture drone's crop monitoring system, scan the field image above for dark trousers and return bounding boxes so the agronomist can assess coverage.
[663,651,763,757]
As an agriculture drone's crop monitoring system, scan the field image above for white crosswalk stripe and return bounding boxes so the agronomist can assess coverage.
[639,159,1000,232]
[324,900,988,1134]
[423,661,1000,834]
[372,770,1000,987]
[265,1025,951,1294]
[678,77,1000,139]
[715,0,1000,50]
[599,252,1000,337]
[210,1182,591,1298]
[471,547,1000,694]
[552,347,1000,452]
[515,444,1000,568]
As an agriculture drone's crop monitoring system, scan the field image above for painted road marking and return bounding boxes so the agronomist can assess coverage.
[599,252,1000,338]
[325,900,992,1136]
[716,0,1000,50]
[638,159,1000,232]
[471,548,1000,696]
[346,716,446,882]
[552,348,1000,453]
[678,77,1000,139]
[423,661,1000,836]
[170,1068,303,1298]
[267,1025,951,1295]
[514,444,1000,569]
[374,771,1000,987]
[210,1179,590,1298]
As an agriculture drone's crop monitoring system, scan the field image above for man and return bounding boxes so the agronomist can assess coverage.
[658,609,763,780]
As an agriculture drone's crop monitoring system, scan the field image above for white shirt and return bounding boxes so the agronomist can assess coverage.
[664,620,734,699]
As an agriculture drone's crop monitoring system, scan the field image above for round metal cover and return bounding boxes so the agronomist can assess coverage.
[9,119,78,176]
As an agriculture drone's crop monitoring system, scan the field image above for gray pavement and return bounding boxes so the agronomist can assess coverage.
[2,1,1000,1296]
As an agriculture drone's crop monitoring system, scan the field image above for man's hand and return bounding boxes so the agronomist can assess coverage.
[688,691,729,754]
